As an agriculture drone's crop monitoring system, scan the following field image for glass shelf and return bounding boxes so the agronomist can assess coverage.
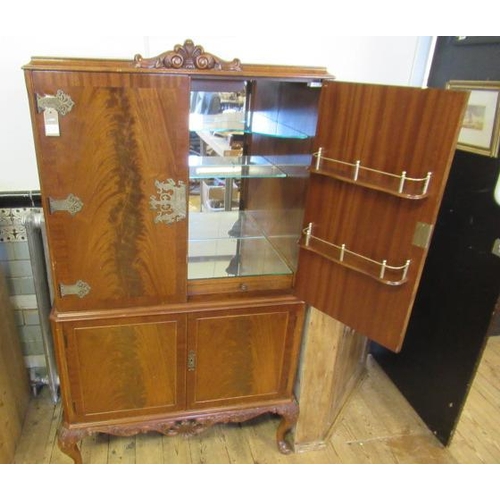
[188,212,293,280]
[189,112,311,139]
[189,155,312,179]
[261,155,312,178]
[250,112,310,139]
[190,112,245,133]
[189,155,285,179]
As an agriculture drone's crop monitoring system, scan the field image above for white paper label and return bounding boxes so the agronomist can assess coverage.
[43,108,60,137]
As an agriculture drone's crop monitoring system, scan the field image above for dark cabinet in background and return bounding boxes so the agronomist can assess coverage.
[372,37,500,445]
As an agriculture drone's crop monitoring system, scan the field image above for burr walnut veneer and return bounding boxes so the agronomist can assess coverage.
[23,40,467,463]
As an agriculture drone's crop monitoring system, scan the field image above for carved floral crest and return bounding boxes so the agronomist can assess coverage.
[134,39,242,71]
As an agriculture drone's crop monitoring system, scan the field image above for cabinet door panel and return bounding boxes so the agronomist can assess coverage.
[26,71,189,311]
[58,314,187,422]
[295,82,468,352]
[187,303,304,409]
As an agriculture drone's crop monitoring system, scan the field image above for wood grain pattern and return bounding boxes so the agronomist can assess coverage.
[24,70,190,311]
[22,52,472,465]
[23,56,330,81]
[47,296,304,461]
[188,274,293,298]
[187,302,304,408]
[14,336,500,464]
[56,399,298,463]
[58,313,187,423]
[0,270,30,463]
[295,82,468,352]
[293,308,368,451]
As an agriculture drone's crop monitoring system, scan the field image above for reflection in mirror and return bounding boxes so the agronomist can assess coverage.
[188,86,249,279]
[189,88,247,215]
[187,83,300,282]
[186,80,318,285]
[189,90,246,157]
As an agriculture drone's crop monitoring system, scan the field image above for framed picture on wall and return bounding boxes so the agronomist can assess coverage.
[452,36,500,45]
[446,80,500,158]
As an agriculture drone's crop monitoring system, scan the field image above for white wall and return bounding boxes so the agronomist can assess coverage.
[0,35,433,192]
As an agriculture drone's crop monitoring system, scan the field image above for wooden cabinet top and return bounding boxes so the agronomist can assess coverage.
[23,39,331,81]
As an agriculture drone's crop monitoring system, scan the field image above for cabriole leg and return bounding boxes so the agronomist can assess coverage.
[275,401,299,454]
[58,425,85,464]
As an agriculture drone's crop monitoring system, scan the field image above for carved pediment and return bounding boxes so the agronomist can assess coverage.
[134,39,242,71]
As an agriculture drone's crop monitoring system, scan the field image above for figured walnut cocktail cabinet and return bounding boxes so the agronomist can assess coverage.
[23,40,467,463]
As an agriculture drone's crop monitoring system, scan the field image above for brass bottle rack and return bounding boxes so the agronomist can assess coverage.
[300,224,411,286]
[311,148,432,199]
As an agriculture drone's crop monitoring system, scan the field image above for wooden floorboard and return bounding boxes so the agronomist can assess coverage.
[12,336,500,465]
[447,336,500,464]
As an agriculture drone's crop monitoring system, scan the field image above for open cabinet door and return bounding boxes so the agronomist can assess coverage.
[295,81,467,352]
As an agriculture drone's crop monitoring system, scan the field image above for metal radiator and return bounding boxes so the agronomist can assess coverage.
[24,210,59,404]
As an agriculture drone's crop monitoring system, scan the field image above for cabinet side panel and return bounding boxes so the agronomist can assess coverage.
[294,308,368,450]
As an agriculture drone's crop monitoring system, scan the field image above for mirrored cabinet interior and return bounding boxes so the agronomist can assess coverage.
[187,78,320,291]
[23,40,467,463]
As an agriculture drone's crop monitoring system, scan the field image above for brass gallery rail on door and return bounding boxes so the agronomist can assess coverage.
[300,224,411,286]
[312,149,433,199]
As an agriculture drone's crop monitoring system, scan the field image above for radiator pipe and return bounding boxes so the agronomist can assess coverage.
[24,210,59,404]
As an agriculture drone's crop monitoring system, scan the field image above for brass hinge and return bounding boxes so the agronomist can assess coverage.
[187,350,196,371]
[413,222,434,249]
[36,90,74,137]
[59,280,91,299]
[492,238,500,259]
[36,90,75,116]
[49,193,84,216]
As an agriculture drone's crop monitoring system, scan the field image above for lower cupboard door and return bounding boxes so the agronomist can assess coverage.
[59,315,187,422]
[186,304,304,410]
